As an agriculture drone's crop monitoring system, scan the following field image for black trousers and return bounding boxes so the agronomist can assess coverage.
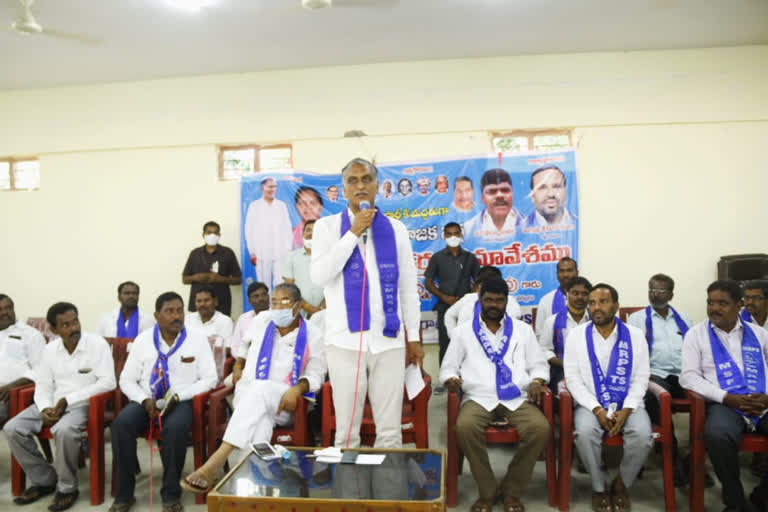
[705,402,768,509]
[110,400,193,505]
[436,304,450,365]
[643,374,686,454]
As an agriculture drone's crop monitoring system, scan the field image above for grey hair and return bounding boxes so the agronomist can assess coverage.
[274,282,302,303]
[341,158,378,178]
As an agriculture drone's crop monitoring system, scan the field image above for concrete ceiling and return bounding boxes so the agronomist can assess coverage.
[0,0,766,90]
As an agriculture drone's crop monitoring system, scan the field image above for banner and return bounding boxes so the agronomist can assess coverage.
[240,150,579,318]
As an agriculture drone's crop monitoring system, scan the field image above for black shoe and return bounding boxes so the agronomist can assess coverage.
[108,498,136,512]
[47,490,79,512]
[674,459,688,488]
[13,485,56,505]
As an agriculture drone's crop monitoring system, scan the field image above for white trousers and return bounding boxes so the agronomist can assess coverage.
[256,259,284,291]
[223,380,292,449]
[326,345,405,449]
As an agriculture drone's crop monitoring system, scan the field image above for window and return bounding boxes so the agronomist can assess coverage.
[0,158,40,191]
[218,144,293,181]
[491,130,572,154]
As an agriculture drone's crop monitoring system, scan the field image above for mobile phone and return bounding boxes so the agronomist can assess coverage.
[251,442,280,461]
[340,450,359,464]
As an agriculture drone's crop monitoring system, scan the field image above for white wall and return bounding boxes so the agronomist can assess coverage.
[1,46,766,329]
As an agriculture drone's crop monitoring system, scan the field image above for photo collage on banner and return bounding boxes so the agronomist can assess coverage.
[240,150,579,335]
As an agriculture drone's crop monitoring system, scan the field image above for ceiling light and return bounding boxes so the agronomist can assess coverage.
[166,0,218,11]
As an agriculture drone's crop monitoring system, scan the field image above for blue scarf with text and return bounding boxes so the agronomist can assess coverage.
[586,319,633,411]
[472,302,520,400]
[149,325,187,400]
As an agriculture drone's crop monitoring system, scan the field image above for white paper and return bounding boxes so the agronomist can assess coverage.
[405,364,425,400]
[356,454,386,465]
[317,455,343,463]
[314,446,342,463]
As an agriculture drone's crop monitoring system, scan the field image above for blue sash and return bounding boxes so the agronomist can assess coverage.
[340,210,400,337]
[585,319,633,410]
[553,310,568,359]
[117,309,140,338]
[740,309,754,325]
[472,302,521,400]
[552,288,566,316]
[708,320,765,425]
[256,318,315,400]
[149,325,187,401]
[644,305,689,353]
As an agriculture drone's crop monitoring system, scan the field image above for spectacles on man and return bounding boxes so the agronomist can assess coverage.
[649,288,672,294]
[271,298,294,307]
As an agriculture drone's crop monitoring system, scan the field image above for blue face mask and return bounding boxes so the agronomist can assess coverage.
[272,305,297,327]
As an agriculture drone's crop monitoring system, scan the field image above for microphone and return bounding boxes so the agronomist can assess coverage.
[359,200,371,244]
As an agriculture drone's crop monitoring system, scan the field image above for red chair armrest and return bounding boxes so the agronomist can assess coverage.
[9,384,34,417]
[18,385,35,410]
[540,388,554,425]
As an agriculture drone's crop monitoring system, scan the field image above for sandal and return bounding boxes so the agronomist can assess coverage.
[48,490,79,512]
[13,484,56,505]
[610,480,631,512]
[180,470,217,494]
[470,498,494,512]
[591,492,611,512]
[503,496,525,512]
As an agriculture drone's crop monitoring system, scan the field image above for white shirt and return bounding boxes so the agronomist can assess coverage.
[0,322,46,386]
[244,197,293,260]
[627,306,692,379]
[463,208,522,243]
[284,248,325,308]
[444,292,522,338]
[680,319,768,404]
[310,209,421,353]
[742,310,768,331]
[185,310,234,346]
[537,310,590,361]
[34,333,116,411]
[119,327,218,403]
[563,321,650,412]
[534,287,564,335]
[240,312,326,395]
[439,316,549,412]
[96,307,155,338]
[231,310,258,359]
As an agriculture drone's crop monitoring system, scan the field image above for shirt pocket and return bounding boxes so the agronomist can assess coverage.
[4,338,26,361]
[173,353,198,383]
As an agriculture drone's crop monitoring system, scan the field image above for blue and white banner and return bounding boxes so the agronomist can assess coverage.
[240,150,579,316]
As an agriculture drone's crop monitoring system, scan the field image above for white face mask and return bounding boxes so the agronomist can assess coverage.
[445,236,463,248]
[204,234,220,246]
[303,238,313,249]
[272,305,297,327]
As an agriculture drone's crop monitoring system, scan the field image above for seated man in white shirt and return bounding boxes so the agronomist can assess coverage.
[680,280,768,512]
[627,273,692,487]
[96,281,155,338]
[741,280,768,332]
[538,276,591,393]
[440,276,550,512]
[563,283,652,512]
[184,285,234,344]
[0,294,46,423]
[444,266,522,337]
[534,257,579,335]
[230,281,270,385]
[109,292,218,512]
[4,302,115,511]
[181,283,325,494]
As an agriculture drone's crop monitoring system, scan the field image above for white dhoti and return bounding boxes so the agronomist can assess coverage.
[326,345,405,449]
[223,379,293,449]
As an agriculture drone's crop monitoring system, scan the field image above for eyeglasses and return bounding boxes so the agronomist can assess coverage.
[270,298,295,307]
[744,295,766,302]
[649,288,672,294]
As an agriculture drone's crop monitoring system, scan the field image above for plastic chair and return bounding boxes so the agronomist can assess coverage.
[618,307,644,323]
[446,388,557,508]
[558,381,676,511]
[685,389,768,512]
[320,373,432,448]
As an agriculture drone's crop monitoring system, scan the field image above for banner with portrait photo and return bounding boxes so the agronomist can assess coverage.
[239,149,579,321]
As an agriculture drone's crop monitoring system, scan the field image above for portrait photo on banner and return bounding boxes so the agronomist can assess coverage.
[239,150,579,317]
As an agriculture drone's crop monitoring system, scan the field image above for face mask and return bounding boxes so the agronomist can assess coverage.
[445,236,463,248]
[303,238,313,249]
[204,234,220,246]
[272,306,297,327]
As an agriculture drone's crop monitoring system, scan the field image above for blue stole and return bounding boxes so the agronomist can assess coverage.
[339,210,400,337]
[708,320,765,425]
[255,318,315,400]
[644,306,689,354]
[585,319,633,411]
[472,302,521,400]
[553,310,569,359]
[552,288,566,316]
[117,309,140,338]
[740,309,754,325]
[149,325,187,401]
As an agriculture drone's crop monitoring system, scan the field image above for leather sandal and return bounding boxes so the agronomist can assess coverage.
[470,498,494,512]
[47,490,79,512]
[13,485,56,505]
[591,492,611,512]
[180,469,217,494]
[503,496,525,512]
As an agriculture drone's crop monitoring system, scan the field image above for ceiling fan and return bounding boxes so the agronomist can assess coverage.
[301,0,399,10]
[4,0,101,44]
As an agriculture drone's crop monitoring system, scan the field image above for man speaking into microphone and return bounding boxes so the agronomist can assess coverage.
[311,158,423,448]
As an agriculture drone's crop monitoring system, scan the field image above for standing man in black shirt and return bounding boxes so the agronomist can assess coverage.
[425,222,480,387]
[182,221,242,316]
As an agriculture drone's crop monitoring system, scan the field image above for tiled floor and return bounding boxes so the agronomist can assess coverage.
[0,344,760,511]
